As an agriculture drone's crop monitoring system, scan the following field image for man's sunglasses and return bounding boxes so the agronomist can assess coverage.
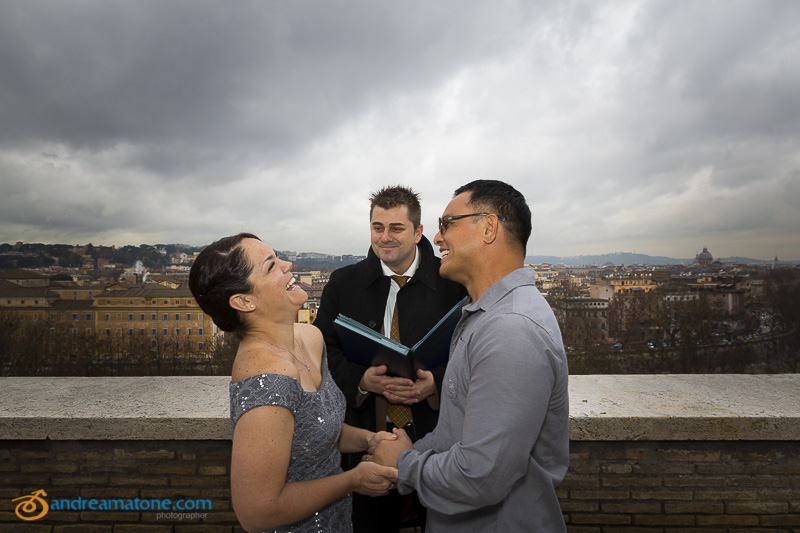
[438,213,506,235]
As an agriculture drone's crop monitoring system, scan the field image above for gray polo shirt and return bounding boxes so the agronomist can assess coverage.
[397,267,569,532]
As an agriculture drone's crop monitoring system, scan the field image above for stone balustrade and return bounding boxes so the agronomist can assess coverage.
[2,374,799,531]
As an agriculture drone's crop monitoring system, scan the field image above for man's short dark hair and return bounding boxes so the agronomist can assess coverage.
[454,180,531,253]
[369,185,422,228]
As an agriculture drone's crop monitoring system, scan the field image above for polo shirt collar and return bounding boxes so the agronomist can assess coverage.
[464,267,536,313]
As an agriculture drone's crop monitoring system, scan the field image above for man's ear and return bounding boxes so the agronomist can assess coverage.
[229,294,253,313]
[414,223,423,244]
[482,215,500,244]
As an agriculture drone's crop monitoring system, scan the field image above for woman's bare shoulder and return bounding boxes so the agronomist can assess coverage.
[231,343,301,384]
[295,323,323,350]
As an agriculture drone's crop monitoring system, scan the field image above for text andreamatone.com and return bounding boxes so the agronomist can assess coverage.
[49,497,212,511]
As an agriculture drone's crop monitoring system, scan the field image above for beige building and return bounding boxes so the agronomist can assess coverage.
[95,287,217,354]
[608,276,658,294]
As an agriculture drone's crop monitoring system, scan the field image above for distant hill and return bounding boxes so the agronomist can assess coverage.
[524,252,775,266]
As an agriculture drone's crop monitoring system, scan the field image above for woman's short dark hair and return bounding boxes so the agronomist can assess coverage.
[454,180,532,254]
[189,233,260,336]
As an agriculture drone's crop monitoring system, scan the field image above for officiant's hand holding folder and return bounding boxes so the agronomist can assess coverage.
[333,296,469,380]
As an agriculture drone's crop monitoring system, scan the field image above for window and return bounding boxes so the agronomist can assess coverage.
[164,300,168,305]
[128,329,134,336]
[86,328,92,335]
[151,314,157,320]
[198,342,204,350]
[186,313,192,321]
[163,314,169,321]
[21,300,25,304]
[140,314,145,321]
[86,313,92,321]
[128,314,134,321]
[175,328,181,336]
[72,328,78,336]
[72,314,78,321]
[50,313,56,321]
[175,300,180,305]
[187,328,192,336]
[49,328,54,336]
[162,328,168,336]
[151,328,157,336]
[139,328,145,335]
[151,340,158,348]
[73,291,77,300]
[34,313,39,321]
[198,313,203,320]
[198,328,204,335]
[175,313,181,321]
[105,329,111,336]
[105,314,111,321]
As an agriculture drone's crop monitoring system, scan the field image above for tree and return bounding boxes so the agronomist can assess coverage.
[763,269,800,335]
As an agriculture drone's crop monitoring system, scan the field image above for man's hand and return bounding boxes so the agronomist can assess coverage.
[350,461,398,496]
[367,431,397,455]
[372,428,414,468]
[384,369,437,405]
[359,365,414,398]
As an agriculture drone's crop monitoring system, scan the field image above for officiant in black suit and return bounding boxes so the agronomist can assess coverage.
[314,185,467,532]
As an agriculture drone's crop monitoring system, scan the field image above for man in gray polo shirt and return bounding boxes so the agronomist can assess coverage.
[373,180,569,532]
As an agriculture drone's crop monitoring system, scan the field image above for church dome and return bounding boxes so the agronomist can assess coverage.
[695,247,713,265]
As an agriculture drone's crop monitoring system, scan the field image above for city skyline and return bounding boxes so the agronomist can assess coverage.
[1,1,799,261]
[1,239,789,266]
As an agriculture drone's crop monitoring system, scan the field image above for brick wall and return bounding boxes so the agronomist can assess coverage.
[1,440,240,533]
[562,441,800,531]
[3,439,799,531]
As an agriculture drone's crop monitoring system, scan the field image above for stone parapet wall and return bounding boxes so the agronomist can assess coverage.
[1,375,799,531]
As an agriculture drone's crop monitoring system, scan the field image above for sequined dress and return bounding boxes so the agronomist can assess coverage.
[230,347,352,533]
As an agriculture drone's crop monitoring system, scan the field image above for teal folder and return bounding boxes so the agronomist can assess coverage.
[333,296,469,380]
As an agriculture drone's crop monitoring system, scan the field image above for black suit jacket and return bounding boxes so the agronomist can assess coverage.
[314,235,467,451]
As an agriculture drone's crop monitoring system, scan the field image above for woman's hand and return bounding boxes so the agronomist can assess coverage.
[367,430,397,454]
[351,461,398,497]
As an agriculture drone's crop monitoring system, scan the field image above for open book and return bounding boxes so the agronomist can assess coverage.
[333,296,469,380]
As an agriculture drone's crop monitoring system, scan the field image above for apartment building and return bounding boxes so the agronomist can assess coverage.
[551,297,610,340]
[608,276,658,294]
[2,277,218,354]
[95,287,217,352]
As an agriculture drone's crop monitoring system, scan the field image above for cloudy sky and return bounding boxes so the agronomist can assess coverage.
[1,1,798,260]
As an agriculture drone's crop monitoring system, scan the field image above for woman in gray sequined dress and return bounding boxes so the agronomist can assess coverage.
[189,233,398,532]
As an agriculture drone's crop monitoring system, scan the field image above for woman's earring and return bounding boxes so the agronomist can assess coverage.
[250,305,255,308]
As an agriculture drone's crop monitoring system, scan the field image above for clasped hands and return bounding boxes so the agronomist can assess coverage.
[359,365,437,405]
[365,428,414,472]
